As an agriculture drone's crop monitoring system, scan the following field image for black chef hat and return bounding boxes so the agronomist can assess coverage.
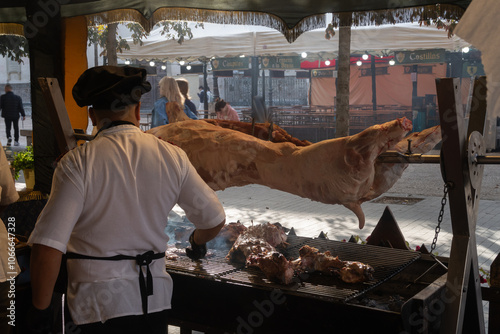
[72,66,151,110]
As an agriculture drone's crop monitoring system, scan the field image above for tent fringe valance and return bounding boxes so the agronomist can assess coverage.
[153,8,325,43]
[86,9,150,31]
[330,4,464,28]
[0,23,25,37]
[86,7,326,43]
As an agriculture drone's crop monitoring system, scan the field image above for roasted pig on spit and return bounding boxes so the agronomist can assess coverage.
[148,103,441,229]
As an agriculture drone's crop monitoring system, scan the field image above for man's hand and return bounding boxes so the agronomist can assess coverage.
[185,230,207,260]
[25,304,52,334]
[22,116,25,121]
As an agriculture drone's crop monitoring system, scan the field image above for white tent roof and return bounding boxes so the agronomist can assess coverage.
[119,22,471,62]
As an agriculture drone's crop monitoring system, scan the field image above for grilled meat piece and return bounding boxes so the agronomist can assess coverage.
[247,252,296,285]
[296,245,374,284]
[245,222,288,248]
[227,236,275,264]
[226,222,288,263]
[295,245,344,274]
[339,261,375,283]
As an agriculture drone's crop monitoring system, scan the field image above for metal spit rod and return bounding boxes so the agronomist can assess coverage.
[377,152,500,164]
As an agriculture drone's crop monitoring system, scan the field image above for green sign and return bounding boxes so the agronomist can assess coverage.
[393,49,446,64]
[261,56,301,70]
[212,57,249,71]
[462,62,485,77]
[311,69,334,78]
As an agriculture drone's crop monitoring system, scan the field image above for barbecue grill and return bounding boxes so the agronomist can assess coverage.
[164,233,447,333]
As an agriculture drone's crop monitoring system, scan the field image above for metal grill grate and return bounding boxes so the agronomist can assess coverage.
[165,236,420,303]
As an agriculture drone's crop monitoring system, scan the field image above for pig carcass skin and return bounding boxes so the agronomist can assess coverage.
[147,103,439,229]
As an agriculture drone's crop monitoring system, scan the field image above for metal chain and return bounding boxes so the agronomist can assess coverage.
[430,182,452,253]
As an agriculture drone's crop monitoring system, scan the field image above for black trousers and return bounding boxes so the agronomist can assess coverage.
[75,309,169,334]
[4,118,20,141]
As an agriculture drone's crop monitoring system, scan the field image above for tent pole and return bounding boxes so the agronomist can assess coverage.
[371,55,377,111]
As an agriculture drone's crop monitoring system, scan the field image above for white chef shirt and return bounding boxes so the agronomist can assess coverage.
[28,125,225,325]
[0,141,20,283]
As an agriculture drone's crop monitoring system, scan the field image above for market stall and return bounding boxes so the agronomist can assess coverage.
[4,1,500,334]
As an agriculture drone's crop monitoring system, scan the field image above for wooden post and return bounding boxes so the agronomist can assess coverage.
[25,1,64,194]
[436,77,485,333]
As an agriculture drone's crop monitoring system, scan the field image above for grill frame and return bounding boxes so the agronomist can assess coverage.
[165,236,448,333]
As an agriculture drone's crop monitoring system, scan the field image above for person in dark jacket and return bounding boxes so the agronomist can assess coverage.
[0,84,25,146]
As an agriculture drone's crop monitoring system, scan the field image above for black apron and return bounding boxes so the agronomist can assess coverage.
[66,251,165,314]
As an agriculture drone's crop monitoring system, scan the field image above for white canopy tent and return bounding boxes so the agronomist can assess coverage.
[119,22,471,62]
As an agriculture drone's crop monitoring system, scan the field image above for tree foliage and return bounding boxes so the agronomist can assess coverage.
[88,21,204,63]
[0,35,29,63]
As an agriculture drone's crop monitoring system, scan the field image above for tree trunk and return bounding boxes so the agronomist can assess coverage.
[335,13,352,138]
[94,42,99,67]
[106,23,118,66]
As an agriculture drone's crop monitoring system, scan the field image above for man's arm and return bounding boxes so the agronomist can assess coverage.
[30,244,63,310]
[192,220,225,245]
[18,96,25,118]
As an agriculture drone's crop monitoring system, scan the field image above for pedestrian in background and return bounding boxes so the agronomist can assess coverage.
[197,85,206,110]
[215,99,240,121]
[0,84,25,146]
[176,78,197,116]
[151,77,197,128]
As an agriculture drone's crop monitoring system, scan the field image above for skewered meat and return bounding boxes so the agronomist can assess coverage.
[148,102,441,229]
[247,252,296,284]
[226,222,288,263]
[295,245,374,283]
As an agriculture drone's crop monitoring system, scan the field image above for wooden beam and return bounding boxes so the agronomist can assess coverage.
[38,78,78,154]
[436,77,485,333]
